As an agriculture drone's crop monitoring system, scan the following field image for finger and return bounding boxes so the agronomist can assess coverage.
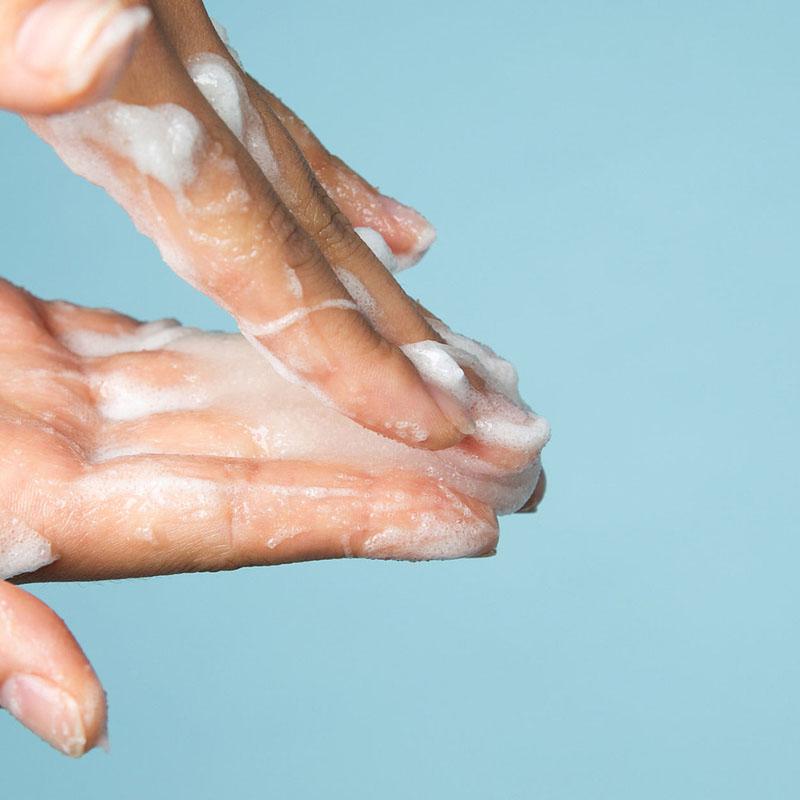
[518,469,546,513]
[157,3,435,268]
[152,4,454,389]
[27,17,467,450]
[257,85,437,270]
[187,48,437,347]
[15,456,499,582]
[0,0,151,114]
[0,580,106,756]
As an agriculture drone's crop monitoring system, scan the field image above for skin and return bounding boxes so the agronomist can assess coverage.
[0,0,546,756]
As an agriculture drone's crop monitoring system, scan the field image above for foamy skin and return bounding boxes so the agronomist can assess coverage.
[77,468,224,543]
[55,229,548,519]
[29,59,453,440]
[362,511,493,560]
[67,292,548,518]
[63,319,196,358]
[0,511,57,580]
[206,15,434,267]
[92,371,208,422]
[353,225,434,274]
[239,299,359,338]
[34,100,217,283]
[178,330,542,514]
[332,267,381,328]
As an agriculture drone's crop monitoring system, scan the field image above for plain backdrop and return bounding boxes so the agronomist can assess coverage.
[1,1,798,797]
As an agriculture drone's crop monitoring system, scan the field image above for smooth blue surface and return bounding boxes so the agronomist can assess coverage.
[1,1,798,797]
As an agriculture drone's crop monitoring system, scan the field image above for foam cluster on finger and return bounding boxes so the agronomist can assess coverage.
[0,511,56,581]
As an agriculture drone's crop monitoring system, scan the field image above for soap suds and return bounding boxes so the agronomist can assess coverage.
[0,511,57,580]
[333,267,381,327]
[401,341,472,407]
[239,298,358,338]
[166,309,548,515]
[52,102,207,193]
[92,371,208,422]
[210,18,244,68]
[187,53,282,190]
[62,319,196,357]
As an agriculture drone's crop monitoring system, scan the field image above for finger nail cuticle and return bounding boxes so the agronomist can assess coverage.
[0,673,87,757]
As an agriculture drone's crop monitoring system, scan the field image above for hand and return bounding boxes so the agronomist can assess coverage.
[22,0,480,450]
[0,278,546,755]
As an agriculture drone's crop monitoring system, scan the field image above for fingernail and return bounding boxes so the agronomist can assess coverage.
[517,470,546,514]
[97,725,111,753]
[378,195,438,270]
[16,0,151,96]
[428,384,476,437]
[0,673,87,757]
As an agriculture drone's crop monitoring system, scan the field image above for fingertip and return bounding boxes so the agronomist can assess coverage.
[5,1,151,115]
[517,469,546,514]
[77,677,109,756]
[416,418,465,451]
[0,582,107,757]
[0,671,106,757]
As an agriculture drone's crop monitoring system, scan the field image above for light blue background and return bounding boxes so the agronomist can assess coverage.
[1,1,798,797]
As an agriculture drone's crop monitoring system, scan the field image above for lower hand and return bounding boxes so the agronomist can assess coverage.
[0,277,546,756]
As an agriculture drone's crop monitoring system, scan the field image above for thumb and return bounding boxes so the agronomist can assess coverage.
[0,0,151,114]
[0,580,107,757]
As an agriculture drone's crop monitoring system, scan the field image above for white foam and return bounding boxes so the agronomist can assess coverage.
[401,341,472,406]
[240,298,358,338]
[62,319,196,357]
[168,319,549,515]
[93,372,207,422]
[427,316,524,405]
[333,267,380,326]
[355,226,401,274]
[210,18,244,67]
[47,102,207,193]
[187,53,282,190]
[0,512,57,580]
[34,98,261,290]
